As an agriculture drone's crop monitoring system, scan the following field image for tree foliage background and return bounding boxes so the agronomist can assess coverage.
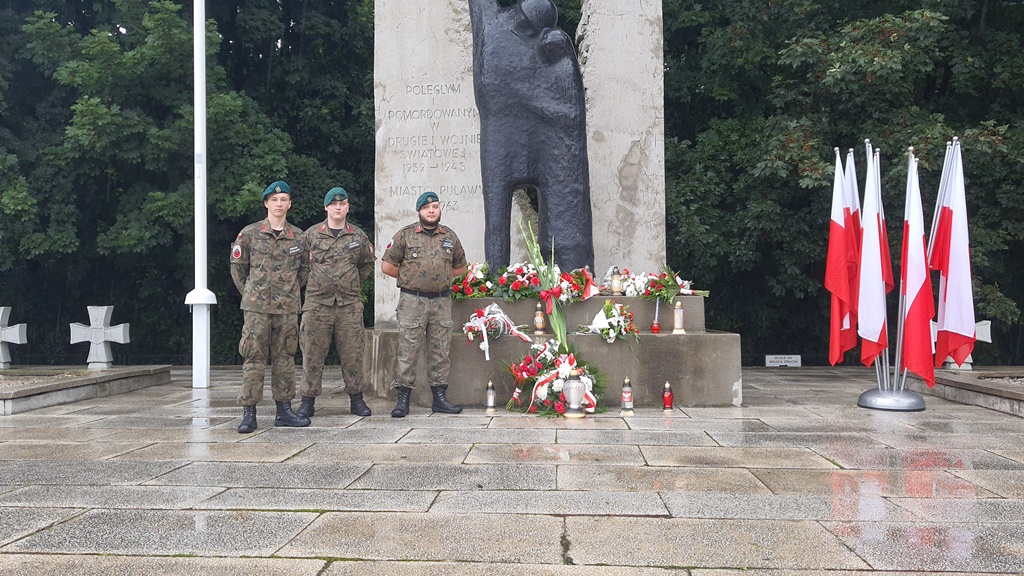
[0,0,1021,365]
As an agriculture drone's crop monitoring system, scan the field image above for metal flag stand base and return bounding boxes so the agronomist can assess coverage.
[857,387,925,411]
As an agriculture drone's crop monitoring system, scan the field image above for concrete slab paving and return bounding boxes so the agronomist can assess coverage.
[752,469,997,498]
[0,441,149,461]
[1,366,1023,573]
[0,460,183,485]
[465,443,645,465]
[888,496,1024,522]
[949,469,1024,498]
[0,555,328,576]
[0,484,224,509]
[400,427,557,444]
[238,426,407,443]
[289,442,471,464]
[3,509,319,556]
[110,441,310,462]
[822,521,1024,572]
[348,462,556,490]
[278,512,564,563]
[642,446,839,469]
[196,487,437,512]
[811,447,1024,471]
[430,489,669,516]
[556,428,717,446]
[660,492,919,521]
[323,563,687,575]
[144,461,370,489]
[0,507,81,546]
[557,464,773,493]
[565,516,871,569]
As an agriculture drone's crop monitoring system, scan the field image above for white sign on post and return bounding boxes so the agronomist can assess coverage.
[765,355,802,367]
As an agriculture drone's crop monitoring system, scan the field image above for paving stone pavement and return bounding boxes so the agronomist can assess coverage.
[0,366,1022,575]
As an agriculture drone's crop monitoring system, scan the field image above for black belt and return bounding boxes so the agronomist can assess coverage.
[400,288,451,299]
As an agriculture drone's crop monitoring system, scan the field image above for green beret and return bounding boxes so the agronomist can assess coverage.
[416,191,439,210]
[262,180,292,200]
[324,187,349,206]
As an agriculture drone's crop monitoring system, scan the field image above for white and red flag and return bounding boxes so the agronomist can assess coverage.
[929,141,975,366]
[857,145,894,367]
[899,154,935,386]
[843,149,863,323]
[826,149,856,364]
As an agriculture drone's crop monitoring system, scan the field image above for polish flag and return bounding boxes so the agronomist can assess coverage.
[899,154,935,386]
[929,141,975,366]
[857,145,894,367]
[826,149,855,364]
[842,149,862,349]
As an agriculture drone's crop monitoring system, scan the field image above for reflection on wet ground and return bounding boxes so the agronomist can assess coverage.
[0,366,1021,574]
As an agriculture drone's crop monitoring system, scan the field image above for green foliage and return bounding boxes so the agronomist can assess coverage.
[664,0,1024,363]
[1,0,1023,366]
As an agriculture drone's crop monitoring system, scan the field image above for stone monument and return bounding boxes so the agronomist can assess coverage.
[470,0,595,272]
[373,0,666,325]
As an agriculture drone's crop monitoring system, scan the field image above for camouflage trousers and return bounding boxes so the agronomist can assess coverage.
[237,311,298,406]
[393,292,453,389]
[299,303,366,397]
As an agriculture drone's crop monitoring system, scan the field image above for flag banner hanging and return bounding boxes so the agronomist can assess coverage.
[843,148,862,342]
[826,148,855,365]
[929,140,976,366]
[899,152,935,387]
[858,142,894,367]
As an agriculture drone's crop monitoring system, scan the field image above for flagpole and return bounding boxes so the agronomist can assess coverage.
[892,149,913,393]
[857,143,924,411]
[874,147,891,392]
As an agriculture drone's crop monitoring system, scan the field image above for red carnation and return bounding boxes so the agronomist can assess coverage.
[554,401,566,415]
[528,404,538,413]
[516,267,525,274]
[512,280,522,291]
[530,276,540,286]
[452,284,461,293]
[644,289,651,296]
[623,268,630,275]
[543,399,553,407]
[559,392,566,402]
[499,276,508,286]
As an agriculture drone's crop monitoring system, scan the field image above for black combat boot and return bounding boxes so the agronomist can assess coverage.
[275,400,311,427]
[431,385,462,414]
[391,386,411,418]
[295,396,316,419]
[349,393,372,417]
[238,405,257,434]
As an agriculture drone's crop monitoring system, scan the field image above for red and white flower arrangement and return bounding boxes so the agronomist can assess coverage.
[451,262,496,300]
[462,303,531,361]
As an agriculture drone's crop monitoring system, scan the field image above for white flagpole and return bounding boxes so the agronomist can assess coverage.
[184,0,217,388]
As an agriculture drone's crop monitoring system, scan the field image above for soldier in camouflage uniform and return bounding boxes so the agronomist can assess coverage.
[296,187,376,420]
[381,191,467,417]
[230,180,311,433]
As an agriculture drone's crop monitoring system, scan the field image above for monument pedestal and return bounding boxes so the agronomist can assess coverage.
[365,296,742,408]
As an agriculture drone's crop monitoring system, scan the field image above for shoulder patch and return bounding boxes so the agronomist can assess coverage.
[231,245,242,259]
[385,239,393,251]
[368,242,374,255]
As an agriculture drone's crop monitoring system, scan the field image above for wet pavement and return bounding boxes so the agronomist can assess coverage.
[0,366,1022,574]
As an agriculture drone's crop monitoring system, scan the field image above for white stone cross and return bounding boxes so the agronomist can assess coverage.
[0,307,27,370]
[930,320,992,371]
[70,306,130,370]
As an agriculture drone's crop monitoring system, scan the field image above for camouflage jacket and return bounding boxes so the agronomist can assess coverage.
[302,220,375,310]
[382,223,466,292]
[230,219,309,314]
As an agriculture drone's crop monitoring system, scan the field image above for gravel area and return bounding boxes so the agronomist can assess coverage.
[0,372,82,388]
